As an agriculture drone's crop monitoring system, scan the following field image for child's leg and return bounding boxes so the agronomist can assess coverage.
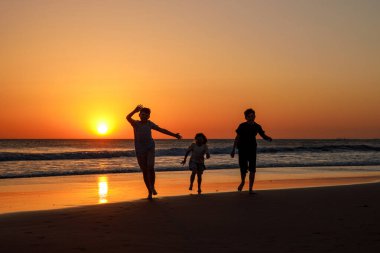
[249,172,256,193]
[238,153,248,191]
[197,172,202,193]
[146,149,156,195]
[146,149,157,198]
[137,153,151,194]
[248,152,257,193]
[149,170,157,195]
[238,172,246,191]
[189,172,196,190]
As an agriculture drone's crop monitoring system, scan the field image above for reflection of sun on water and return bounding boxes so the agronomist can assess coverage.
[98,176,108,204]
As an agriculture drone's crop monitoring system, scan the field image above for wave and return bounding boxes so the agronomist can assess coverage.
[259,144,380,153]
[0,150,135,162]
[0,144,379,162]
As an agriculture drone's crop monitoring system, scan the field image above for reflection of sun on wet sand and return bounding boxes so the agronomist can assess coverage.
[98,176,108,204]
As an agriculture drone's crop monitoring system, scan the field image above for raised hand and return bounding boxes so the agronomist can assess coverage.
[175,133,182,140]
[134,104,143,112]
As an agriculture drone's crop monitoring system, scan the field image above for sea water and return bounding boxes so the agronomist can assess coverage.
[0,139,379,179]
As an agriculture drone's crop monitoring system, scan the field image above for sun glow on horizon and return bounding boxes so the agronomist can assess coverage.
[89,115,117,137]
[97,123,109,135]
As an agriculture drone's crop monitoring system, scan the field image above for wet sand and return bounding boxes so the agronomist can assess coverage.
[1,167,380,214]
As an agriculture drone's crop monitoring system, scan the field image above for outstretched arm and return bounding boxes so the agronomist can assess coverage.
[230,134,239,158]
[154,126,182,139]
[259,132,272,142]
[126,105,143,124]
[205,145,210,159]
[181,150,191,165]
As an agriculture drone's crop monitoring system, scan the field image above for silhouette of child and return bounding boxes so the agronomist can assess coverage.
[127,104,182,199]
[181,133,210,194]
[231,108,272,194]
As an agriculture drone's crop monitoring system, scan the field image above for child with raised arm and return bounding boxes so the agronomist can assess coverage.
[127,105,182,199]
[181,133,210,194]
[231,108,272,194]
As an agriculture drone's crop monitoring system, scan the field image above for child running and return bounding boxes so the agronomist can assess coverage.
[231,108,272,194]
[181,133,210,194]
[127,104,182,199]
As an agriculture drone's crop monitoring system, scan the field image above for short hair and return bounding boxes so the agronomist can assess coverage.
[195,133,208,144]
[140,107,151,115]
[244,108,255,117]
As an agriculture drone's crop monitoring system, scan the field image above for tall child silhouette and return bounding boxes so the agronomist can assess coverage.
[127,105,182,199]
[231,108,272,194]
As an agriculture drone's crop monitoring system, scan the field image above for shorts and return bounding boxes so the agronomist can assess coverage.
[189,161,206,174]
[238,150,257,173]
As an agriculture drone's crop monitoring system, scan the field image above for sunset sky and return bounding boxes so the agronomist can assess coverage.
[1,0,379,139]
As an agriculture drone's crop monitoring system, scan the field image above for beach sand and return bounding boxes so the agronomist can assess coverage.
[0,183,380,252]
[1,178,380,252]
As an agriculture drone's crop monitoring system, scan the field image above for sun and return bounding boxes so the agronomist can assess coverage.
[97,123,108,135]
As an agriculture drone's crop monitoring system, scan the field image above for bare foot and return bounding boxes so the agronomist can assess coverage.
[147,193,153,200]
[237,183,244,191]
[152,188,158,195]
[189,185,193,191]
[249,190,257,195]
[198,189,202,194]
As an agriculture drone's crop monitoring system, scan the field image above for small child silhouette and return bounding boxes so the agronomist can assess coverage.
[181,133,210,194]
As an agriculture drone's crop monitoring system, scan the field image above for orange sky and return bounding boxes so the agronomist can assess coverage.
[1,0,379,139]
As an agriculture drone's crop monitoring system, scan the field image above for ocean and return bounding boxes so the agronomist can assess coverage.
[0,139,380,179]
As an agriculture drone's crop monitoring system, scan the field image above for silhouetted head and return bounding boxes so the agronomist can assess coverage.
[244,108,256,122]
[139,107,151,122]
[195,133,208,145]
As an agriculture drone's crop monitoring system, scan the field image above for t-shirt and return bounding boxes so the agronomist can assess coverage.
[187,143,209,164]
[129,120,159,153]
[236,122,265,151]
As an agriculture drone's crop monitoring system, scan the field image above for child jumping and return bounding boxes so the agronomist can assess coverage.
[127,104,182,199]
[181,133,210,194]
[231,108,272,194]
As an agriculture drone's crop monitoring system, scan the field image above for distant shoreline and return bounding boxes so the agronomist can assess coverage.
[1,164,380,180]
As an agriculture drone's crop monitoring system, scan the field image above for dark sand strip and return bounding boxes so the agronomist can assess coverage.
[1,183,379,253]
